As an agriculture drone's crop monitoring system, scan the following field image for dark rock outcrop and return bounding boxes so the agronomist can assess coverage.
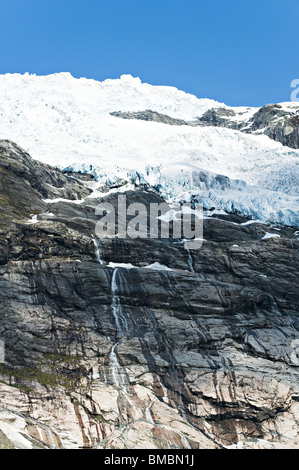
[0,140,299,449]
[245,104,299,148]
[110,110,189,126]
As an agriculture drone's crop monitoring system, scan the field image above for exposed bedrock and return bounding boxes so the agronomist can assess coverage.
[0,140,298,449]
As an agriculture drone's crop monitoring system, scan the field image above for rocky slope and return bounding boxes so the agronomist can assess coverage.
[0,140,299,449]
[198,103,299,149]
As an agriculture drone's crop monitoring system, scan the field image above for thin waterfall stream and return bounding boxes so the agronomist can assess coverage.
[111,268,128,336]
[109,268,129,391]
[185,245,195,273]
[93,237,104,265]
[183,241,206,279]
[109,342,127,391]
[145,401,155,424]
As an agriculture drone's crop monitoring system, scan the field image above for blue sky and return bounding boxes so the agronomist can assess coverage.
[0,0,298,106]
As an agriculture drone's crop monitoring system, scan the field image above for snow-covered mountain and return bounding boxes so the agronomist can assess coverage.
[0,72,298,225]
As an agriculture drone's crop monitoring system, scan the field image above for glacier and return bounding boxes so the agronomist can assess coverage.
[0,72,298,226]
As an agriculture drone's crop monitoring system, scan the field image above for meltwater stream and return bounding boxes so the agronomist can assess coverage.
[93,238,129,390]
[93,242,191,439]
[93,237,129,391]
[184,242,206,279]
[93,237,104,265]
[111,268,129,336]
[109,268,129,391]
[145,401,155,424]
[185,245,195,273]
[109,342,128,391]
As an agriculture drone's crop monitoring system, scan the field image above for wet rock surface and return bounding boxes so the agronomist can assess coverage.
[0,140,299,449]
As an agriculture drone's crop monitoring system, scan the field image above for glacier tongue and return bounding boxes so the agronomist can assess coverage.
[0,72,298,226]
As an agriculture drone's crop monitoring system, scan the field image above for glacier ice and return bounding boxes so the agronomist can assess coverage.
[0,72,298,226]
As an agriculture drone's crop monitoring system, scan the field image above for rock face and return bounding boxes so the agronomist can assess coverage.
[111,103,299,149]
[244,104,299,149]
[110,110,189,126]
[198,104,299,149]
[0,140,299,449]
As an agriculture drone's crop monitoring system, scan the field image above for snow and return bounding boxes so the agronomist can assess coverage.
[262,233,281,240]
[0,72,298,226]
[277,102,299,112]
[43,198,85,204]
[107,262,174,271]
[107,262,138,269]
[224,441,244,449]
[144,262,174,271]
[240,219,263,226]
[27,214,38,224]
[228,106,258,122]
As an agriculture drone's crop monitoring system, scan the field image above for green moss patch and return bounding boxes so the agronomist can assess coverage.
[0,363,76,390]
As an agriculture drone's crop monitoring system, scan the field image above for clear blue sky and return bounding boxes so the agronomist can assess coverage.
[0,0,298,106]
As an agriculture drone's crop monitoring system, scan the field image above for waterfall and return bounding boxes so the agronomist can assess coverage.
[270,295,282,316]
[185,245,195,273]
[111,268,128,336]
[145,401,155,424]
[180,434,191,449]
[184,241,206,279]
[48,429,58,449]
[36,426,57,449]
[109,343,127,391]
[36,427,44,445]
[93,237,104,265]
[108,269,129,392]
